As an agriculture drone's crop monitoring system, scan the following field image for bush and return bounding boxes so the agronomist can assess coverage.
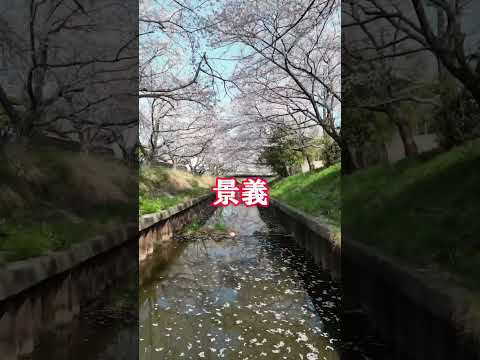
[318,136,341,167]
[435,81,480,149]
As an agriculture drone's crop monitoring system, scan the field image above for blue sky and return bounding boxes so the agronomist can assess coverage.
[140,0,250,110]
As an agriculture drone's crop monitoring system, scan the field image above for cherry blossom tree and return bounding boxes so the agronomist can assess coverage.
[0,0,137,153]
[139,0,342,175]
[139,96,217,166]
[209,0,341,146]
[342,0,455,166]
[345,0,480,106]
[139,0,219,166]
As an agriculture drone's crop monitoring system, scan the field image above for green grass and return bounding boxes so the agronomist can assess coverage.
[0,143,136,265]
[270,163,341,232]
[139,187,209,215]
[343,139,480,289]
[183,221,202,235]
[182,220,229,236]
[0,215,119,264]
[139,166,213,215]
[139,195,186,215]
[213,222,227,232]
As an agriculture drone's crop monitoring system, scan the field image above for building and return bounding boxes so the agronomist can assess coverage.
[343,0,480,165]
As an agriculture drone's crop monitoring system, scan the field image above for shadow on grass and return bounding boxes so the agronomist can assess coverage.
[343,140,480,290]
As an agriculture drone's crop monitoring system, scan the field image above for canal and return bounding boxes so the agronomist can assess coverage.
[140,205,384,360]
[29,273,138,360]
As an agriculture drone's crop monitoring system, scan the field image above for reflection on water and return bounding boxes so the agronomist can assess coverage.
[31,274,138,360]
[140,206,342,360]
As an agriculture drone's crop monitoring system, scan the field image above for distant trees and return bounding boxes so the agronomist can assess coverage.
[0,0,137,158]
[434,78,480,148]
[353,0,480,106]
[342,0,480,171]
[317,134,341,167]
[181,0,341,175]
[140,97,216,166]
[210,0,341,147]
[139,0,217,166]
[139,0,342,175]
[257,122,337,177]
[258,128,304,177]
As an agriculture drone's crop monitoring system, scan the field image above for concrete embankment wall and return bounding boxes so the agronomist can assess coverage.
[343,235,480,360]
[0,223,137,359]
[139,194,215,282]
[267,198,480,360]
[264,199,341,280]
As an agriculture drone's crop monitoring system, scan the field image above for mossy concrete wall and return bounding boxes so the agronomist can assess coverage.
[0,224,137,359]
[139,194,215,282]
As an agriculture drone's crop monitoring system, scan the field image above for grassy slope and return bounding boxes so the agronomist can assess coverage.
[139,166,214,215]
[270,140,480,289]
[0,143,136,264]
[270,163,341,231]
[343,140,480,289]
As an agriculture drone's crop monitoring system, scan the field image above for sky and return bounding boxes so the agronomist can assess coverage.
[139,0,249,113]
[138,0,339,173]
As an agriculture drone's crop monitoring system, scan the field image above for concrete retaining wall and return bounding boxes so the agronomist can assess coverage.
[265,199,341,280]
[0,223,137,359]
[267,198,480,359]
[343,235,480,360]
[139,194,215,280]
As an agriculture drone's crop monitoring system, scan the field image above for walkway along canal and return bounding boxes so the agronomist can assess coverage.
[139,204,385,359]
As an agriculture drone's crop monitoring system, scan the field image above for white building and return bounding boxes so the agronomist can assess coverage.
[344,0,480,165]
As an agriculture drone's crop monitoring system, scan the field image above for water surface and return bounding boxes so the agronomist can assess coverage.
[31,274,138,360]
[140,206,342,360]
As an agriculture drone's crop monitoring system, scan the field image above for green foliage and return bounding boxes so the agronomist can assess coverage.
[183,221,202,234]
[343,139,480,289]
[270,163,340,232]
[0,219,108,264]
[139,166,169,198]
[139,195,184,215]
[213,222,227,232]
[139,186,209,215]
[0,144,136,265]
[258,129,304,177]
[139,166,213,215]
[316,135,341,167]
[434,79,480,149]
[342,107,394,148]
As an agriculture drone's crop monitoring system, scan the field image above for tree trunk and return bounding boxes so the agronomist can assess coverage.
[387,107,418,159]
[470,84,480,110]
[342,144,360,174]
[355,148,365,168]
[304,152,314,171]
[396,120,418,158]
[380,141,389,163]
[0,85,22,129]
[436,7,446,79]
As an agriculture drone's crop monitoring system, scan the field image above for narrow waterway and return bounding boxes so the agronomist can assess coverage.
[140,206,345,360]
[30,273,138,360]
[29,205,385,359]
